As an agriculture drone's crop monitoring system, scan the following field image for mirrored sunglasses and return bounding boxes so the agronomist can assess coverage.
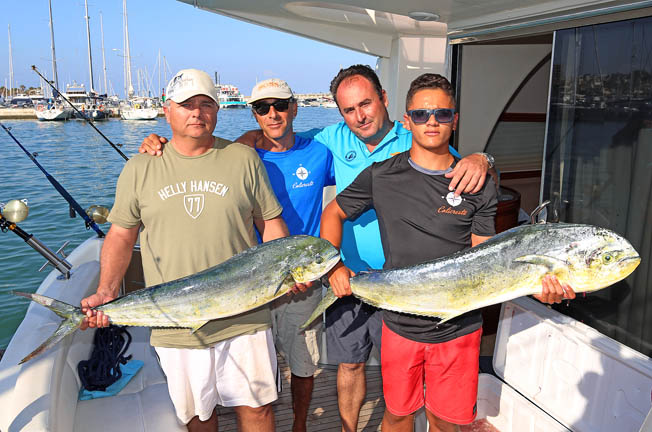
[407,108,456,124]
[252,99,292,115]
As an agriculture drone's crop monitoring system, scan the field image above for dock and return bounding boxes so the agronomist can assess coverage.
[218,356,385,431]
[0,107,164,120]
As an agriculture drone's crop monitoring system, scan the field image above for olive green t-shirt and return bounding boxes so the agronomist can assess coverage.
[108,137,283,348]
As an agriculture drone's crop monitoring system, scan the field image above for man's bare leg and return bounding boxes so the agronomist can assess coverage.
[337,362,366,432]
[233,404,275,432]
[187,407,218,432]
[425,409,461,432]
[381,409,414,432]
[291,373,314,432]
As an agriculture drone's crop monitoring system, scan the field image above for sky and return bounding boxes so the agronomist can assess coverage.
[0,0,376,98]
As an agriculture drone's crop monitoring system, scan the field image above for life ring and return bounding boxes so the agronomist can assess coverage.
[37,105,45,111]
[98,105,104,111]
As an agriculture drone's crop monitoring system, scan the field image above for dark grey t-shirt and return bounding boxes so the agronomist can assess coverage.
[336,151,497,343]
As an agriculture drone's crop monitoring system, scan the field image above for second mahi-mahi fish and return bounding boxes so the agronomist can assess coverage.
[302,223,641,328]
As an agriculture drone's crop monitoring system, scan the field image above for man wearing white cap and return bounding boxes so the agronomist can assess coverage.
[81,69,289,431]
[138,77,335,432]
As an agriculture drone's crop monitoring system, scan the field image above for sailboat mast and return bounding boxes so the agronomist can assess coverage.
[100,12,108,95]
[8,25,13,99]
[84,0,95,94]
[123,0,134,98]
[48,0,59,91]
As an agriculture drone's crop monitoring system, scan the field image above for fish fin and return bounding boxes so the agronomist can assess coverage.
[300,289,338,330]
[13,291,84,364]
[274,274,295,296]
[514,255,566,272]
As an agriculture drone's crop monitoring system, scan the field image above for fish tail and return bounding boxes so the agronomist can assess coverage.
[13,291,84,364]
[300,289,339,329]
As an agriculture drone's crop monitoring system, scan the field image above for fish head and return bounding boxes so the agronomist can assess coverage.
[565,228,640,292]
[286,236,340,283]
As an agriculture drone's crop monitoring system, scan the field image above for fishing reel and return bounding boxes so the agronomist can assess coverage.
[0,199,29,225]
[86,205,110,225]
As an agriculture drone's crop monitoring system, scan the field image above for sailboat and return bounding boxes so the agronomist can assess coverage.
[34,0,73,121]
[119,0,158,120]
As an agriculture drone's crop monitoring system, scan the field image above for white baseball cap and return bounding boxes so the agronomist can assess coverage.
[249,79,294,104]
[166,69,218,104]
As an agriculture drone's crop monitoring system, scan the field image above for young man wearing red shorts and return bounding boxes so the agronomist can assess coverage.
[320,73,496,431]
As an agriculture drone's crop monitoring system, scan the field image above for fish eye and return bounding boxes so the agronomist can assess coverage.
[602,253,614,264]
[315,256,324,264]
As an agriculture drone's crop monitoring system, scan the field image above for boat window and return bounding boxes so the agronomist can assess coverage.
[543,16,652,357]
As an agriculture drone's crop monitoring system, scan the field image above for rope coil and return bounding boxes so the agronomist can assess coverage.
[77,325,132,392]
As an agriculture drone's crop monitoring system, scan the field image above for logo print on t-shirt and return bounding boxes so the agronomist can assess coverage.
[184,194,204,219]
[445,192,463,207]
[345,150,356,161]
[295,166,309,180]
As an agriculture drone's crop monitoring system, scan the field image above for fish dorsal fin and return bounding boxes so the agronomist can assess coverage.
[514,254,566,272]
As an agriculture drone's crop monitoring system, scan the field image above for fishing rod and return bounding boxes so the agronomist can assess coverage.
[0,201,72,278]
[0,122,105,238]
[31,65,129,161]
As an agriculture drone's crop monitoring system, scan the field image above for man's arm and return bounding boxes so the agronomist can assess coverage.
[254,215,289,242]
[320,200,355,298]
[81,224,140,329]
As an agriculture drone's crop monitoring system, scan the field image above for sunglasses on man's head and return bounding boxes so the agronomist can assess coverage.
[406,108,456,124]
[252,99,292,116]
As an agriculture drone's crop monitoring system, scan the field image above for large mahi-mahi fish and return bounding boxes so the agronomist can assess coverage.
[302,223,640,328]
[15,235,340,364]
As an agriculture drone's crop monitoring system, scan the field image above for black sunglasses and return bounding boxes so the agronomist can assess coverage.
[252,99,293,116]
[406,108,456,124]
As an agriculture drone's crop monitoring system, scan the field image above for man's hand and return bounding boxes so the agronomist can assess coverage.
[287,280,314,295]
[533,275,577,304]
[138,133,168,156]
[327,262,355,298]
[80,292,116,330]
[445,153,489,195]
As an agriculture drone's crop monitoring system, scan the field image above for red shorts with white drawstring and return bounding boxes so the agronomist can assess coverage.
[381,322,481,424]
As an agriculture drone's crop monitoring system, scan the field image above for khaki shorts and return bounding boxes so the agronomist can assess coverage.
[155,329,278,425]
[271,281,322,377]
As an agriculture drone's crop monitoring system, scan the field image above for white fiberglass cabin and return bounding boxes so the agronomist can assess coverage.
[1,1,652,431]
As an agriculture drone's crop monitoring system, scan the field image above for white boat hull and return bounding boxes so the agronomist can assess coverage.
[120,107,159,120]
[34,107,73,121]
[0,236,182,431]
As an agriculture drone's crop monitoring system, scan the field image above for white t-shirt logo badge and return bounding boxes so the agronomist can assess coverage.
[295,166,309,180]
[445,192,463,207]
[184,194,205,219]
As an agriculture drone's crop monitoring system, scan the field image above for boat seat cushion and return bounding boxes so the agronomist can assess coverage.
[69,326,182,430]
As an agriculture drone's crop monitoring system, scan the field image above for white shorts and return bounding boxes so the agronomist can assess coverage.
[155,329,278,424]
[271,282,322,377]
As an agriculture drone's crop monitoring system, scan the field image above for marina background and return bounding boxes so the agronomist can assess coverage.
[0,0,375,97]
[0,107,344,349]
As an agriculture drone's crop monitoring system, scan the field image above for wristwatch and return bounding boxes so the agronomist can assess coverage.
[478,152,495,169]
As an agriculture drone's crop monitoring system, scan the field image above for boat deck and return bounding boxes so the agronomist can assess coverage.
[216,356,385,431]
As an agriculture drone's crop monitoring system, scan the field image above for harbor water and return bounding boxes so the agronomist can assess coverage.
[0,107,344,349]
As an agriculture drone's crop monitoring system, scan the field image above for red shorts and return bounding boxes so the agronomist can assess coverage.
[381,322,482,424]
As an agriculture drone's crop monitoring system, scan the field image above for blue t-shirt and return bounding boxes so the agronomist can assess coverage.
[255,135,335,240]
[300,121,460,273]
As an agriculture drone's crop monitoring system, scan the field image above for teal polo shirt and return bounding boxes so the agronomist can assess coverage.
[300,120,460,273]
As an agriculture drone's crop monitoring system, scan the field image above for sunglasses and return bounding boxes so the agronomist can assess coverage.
[252,99,292,116]
[406,108,456,124]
